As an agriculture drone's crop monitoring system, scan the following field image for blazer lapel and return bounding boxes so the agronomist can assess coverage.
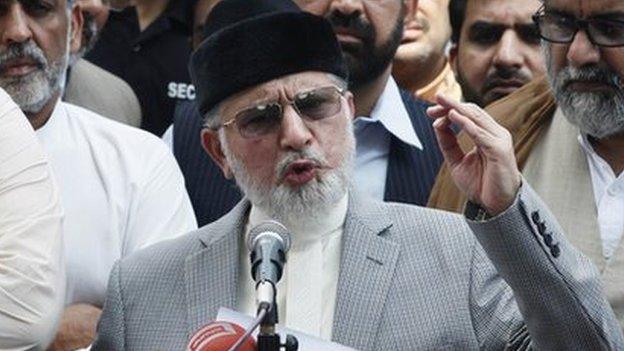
[332,193,399,351]
[185,200,250,335]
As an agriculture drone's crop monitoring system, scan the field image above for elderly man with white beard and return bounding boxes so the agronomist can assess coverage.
[0,0,197,350]
[92,0,624,349]
[430,0,624,331]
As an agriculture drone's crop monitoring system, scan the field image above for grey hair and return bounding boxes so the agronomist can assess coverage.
[202,73,349,129]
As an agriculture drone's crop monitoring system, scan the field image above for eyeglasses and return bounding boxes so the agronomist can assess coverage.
[533,8,624,47]
[218,86,347,139]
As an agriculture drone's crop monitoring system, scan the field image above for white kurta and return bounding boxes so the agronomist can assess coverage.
[36,101,197,306]
[237,194,348,340]
[579,135,624,259]
[0,90,65,350]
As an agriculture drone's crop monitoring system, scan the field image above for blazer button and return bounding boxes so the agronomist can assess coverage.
[537,221,547,234]
[551,244,561,258]
[543,233,553,246]
[531,211,541,224]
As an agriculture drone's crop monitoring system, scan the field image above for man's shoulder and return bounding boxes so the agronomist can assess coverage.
[114,212,240,288]
[61,102,162,149]
[118,227,204,275]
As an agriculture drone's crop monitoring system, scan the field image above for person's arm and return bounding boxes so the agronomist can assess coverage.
[123,135,196,254]
[91,263,125,351]
[0,89,65,350]
[428,95,624,348]
[47,304,102,351]
[466,183,623,349]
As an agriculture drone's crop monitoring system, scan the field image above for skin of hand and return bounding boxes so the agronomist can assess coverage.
[47,304,103,351]
[427,94,522,216]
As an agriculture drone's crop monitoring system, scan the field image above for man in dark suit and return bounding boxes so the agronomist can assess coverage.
[173,0,443,226]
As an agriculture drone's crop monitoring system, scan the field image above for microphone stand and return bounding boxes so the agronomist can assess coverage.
[257,300,298,351]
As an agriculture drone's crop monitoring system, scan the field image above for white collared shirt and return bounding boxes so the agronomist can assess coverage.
[579,135,624,259]
[36,101,197,307]
[353,78,423,200]
[237,194,349,340]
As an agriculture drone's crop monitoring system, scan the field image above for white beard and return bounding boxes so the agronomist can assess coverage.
[0,35,70,114]
[220,127,355,226]
[544,44,624,138]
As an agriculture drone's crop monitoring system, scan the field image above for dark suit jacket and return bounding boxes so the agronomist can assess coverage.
[173,88,443,226]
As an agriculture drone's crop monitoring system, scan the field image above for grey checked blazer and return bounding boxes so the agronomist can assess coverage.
[92,184,624,350]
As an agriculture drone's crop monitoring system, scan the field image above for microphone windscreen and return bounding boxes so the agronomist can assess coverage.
[246,220,291,252]
[187,321,256,351]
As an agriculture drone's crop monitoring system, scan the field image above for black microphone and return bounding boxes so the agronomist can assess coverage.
[246,220,291,309]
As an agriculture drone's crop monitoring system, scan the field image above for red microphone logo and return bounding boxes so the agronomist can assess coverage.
[187,321,256,351]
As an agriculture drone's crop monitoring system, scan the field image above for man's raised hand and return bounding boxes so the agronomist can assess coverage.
[427,94,521,216]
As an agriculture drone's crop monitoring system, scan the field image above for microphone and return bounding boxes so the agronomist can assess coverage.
[246,220,291,309]
[187,321,256,351]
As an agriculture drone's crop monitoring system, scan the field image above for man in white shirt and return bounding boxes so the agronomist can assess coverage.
[0,88,64,350]
[0,0,197,349]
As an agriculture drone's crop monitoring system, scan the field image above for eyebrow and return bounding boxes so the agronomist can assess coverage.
[469,20,535,30]
[545,7,624,20]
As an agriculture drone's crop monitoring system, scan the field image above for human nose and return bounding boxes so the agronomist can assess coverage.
[279,104,313,151]
[492,31,525,70]
[566,30,601,67]
[0,4,33,45]
[328,0,365,18]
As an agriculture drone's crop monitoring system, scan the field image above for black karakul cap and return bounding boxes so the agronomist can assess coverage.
[189,0,349,116]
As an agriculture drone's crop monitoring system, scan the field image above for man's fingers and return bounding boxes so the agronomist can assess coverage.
[433,117,465,168]
[426,105,451,119]
[447,110,496,149]
[435,94,503,135]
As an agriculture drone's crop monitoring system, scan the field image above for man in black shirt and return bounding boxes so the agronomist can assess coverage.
[86,0,197,135]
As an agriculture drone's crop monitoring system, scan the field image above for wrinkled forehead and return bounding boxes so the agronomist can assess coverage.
[543,0,624,17]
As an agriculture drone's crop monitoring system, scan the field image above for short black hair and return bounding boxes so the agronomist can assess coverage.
[449,0,467,43]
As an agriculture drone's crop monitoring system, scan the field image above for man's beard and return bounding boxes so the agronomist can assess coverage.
[0,40,69,114]
[454,65,484,106]
[220,128,355,226]
[545,45,624,139]
[326,6,405,89]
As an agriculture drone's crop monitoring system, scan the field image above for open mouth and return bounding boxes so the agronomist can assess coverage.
[281,160,319,186]
[565,80,615,93]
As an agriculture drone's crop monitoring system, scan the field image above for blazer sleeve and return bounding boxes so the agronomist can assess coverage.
[466,181,624,350]
[92,262,126,351]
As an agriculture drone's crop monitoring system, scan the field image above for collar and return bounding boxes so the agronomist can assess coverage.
[248,192,349,247]
[578,133,621,180]
[35,99,64,138]
[356,78,423,150]
[165,0,194,29]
